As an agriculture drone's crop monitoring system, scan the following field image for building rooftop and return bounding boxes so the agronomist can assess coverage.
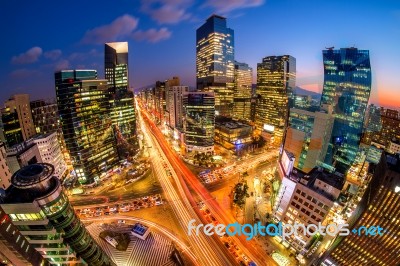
[385,153,400,173]
[289,167,345,201]
[131,223,149,236]
[2,164,58,204]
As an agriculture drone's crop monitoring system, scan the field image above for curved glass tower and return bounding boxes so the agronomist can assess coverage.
[321,48,371,173]
[2,163,114,265]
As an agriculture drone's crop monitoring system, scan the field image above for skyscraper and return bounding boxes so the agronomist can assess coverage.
[55,70,119,184]
[105,42,136,157]
[196,15,234,117]
[1,94,36,147]
[183,92,215,154]
[321,48,371,173]
[255,55,296,144]
[0,163,114,265]
[166,86,188,129]
[233,61,253,121]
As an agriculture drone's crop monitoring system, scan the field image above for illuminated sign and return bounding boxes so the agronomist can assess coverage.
[263,124,275,133]
[395,186,400,193]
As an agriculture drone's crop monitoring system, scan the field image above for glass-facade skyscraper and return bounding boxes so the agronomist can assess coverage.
[105,42,136,158]
[321,48,371,173]
[182,92,215,154]
[196,15,234,117]
[255,55,296,144]
[55,70,119,184]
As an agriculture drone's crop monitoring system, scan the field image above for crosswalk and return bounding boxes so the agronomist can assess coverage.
[86,223,177,266]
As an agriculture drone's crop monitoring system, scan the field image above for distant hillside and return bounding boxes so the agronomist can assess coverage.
[295,86,321,99]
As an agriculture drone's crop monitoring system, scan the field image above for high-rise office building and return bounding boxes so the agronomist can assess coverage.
[154,81,166,123]
[321,152,400,266]
[283,107,334,173]
[182,92,215,154]
[105,42,136,157]
[363,107,400,150]
[55,70,119,184]
[233,61,253,121]
[0,163,114,265]
[166,86,188,129]
[1,94,36,147]
[30,99,72,171]
[255,55,296,144]
[321,48,371,173]
[30,100,60,135]
[196,15,234,117]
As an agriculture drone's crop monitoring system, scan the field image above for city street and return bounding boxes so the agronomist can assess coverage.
[139,99,279,266]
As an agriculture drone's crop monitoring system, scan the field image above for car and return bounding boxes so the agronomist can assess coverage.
[142,196,149,200]
[155,201,163,206]
[118,220,125,224]
[242,255,249,263]
[224,242,231,248]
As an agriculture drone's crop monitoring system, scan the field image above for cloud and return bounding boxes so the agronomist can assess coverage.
[203,0,264,13]
[54,59,70,71]
[81,15,139,44]
[132,27,172,43]
[141,0,192,24]
[10,69,41,79]
[44,49,62,60]
[11,47,43,64]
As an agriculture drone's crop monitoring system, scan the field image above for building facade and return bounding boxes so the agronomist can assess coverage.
[1,94,36,147]
[274,166,344,253]
[321,48,371,173]
[196,15,234,117]
[105,42,136,157]
[166,86,188,129]
[214,121,253,152]
[182,92,215,154]
[55,70,119,184]
[233,61,252,121]
[30,100,60,135]
[6,132,67,180]
[284,107,334,173]
[0,142,11,189]
[255,55,296,144]
[0,163,114,265]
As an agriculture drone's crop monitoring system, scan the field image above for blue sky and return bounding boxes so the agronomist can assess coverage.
[1,0,399,108]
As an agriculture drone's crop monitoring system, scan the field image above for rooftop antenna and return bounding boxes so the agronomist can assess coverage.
[326,46,334,50]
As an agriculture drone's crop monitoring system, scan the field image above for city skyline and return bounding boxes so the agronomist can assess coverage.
[1,0,400,108]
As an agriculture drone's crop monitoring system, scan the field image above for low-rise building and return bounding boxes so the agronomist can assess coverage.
[131,223,150,240]
[214,120,253,151]
[274,165,344,253]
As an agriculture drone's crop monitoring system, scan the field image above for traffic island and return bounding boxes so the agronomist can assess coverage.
[99,230,131,251]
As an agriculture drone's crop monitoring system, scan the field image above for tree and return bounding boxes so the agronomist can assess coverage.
[233,182,250,209]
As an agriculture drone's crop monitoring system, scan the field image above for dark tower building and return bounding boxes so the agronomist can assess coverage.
[55,70,119,184]
[105,42,136,158]
[0,163,114,265]
[321,48,371,173]
[196,15,234,117]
